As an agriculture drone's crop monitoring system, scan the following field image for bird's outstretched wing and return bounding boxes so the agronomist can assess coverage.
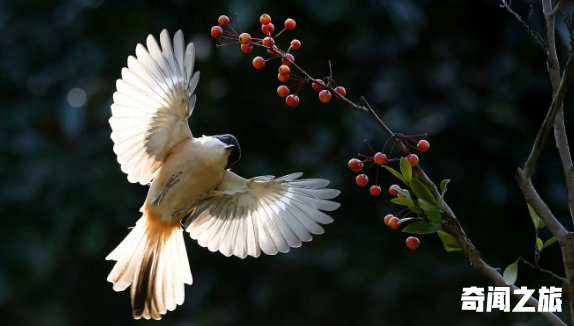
[184,170,340,258]
[109,29,200,185]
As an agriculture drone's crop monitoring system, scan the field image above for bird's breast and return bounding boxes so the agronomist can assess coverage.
[144,139,227,224]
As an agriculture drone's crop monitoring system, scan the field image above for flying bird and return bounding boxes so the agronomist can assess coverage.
[106,29,341,320]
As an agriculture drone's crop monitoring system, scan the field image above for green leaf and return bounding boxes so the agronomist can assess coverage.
[444,244,464,252]
[410,178,439,207]
[437,230,461,246]
[542,236,557,250]
[402,222,442,234]
[390,198,421,213]
[503,261,518,285]
[400,157,412,183]
[396,188,411,199]
[440,179,450,196]
[528,204,545,229]
[418,199,443,223]
[398,217,417,225]
[382,165,407,184]
[537,237,544,251]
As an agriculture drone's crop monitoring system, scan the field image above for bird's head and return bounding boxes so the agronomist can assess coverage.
[214,134,241,169]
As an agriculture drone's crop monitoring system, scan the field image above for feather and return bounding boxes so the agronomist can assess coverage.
[185,170,339,258]
[110,29,199,185]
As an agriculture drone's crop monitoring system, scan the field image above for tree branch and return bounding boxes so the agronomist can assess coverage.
[351,96,566,325]
[544,0,574,237]
[516,169,574,324]
[523,55,574,176]
[255,30,567,325]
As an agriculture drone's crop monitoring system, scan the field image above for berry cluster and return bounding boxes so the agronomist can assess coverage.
[348,135,431,249]
[211,13,346,108]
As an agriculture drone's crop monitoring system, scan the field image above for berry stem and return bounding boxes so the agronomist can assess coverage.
[264,56,281,62]
[274,27,287,39]
[227,24,240,36]
[364,161,376,174]
[216,41,241,47]
[364,139,375,153]
[235,13,243,34]
[222,31,238,37]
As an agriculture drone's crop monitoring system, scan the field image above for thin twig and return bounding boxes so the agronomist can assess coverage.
[518,256,567,282]
[500,0,547,49]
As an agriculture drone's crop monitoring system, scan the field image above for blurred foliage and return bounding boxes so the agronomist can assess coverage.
[2,0,574,325]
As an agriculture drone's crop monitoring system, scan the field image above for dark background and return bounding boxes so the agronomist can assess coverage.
[2,0,574,325]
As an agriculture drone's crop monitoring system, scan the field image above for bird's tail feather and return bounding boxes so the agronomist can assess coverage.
[106,215,192,320]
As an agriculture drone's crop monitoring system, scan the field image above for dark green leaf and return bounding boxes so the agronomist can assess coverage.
[440,179,450,196]
[410,178,439,207]
[503,261,518,285]
[437,230,461,246]
[402,222,442,234]
[542,236,557,250]
[418,199,442,223]
[390,198,421,213]
[382,165,406,184]
[537,237,543,251]
[528,204,545,229]
[444,244,463,252]
[400,157,412,183]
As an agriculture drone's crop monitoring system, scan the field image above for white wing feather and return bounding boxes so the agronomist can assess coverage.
[109,29,200,185]
[185,171,340,258]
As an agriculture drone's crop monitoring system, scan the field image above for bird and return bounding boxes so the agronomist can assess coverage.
[106,29,341,320]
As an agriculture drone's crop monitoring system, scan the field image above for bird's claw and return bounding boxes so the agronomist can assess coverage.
[152,171,183,205]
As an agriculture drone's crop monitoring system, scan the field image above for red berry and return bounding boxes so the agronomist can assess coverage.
[278,73,289,82]
[406,236,420,249]
[312,81,325,92]
[417,140,430,153]
[406,154,419,166]
[240,43,253,53]
[286,95,299,107]
[384,214,394,226]
[262,37,274,47]
[277,85,289,98]
[261,22,275,35]
[218,15,230,26]
[291,39,301,50]
[348,158,363,172]
[374,152,387,165]
[260,14,271,25]
[239,33,251,44]
[334,86,346,97]
[252,56,265,69]
[279,65,290,76]
[319,90,332,103]
[370,185,382,196]
[389,185,400,196]
[211,26,223,38]
[263,37,276,54]
[285,18,296,30]
[389,217,400,230]
[356,174,369,187]
[398,190,409,198]
[282,53,295,66]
